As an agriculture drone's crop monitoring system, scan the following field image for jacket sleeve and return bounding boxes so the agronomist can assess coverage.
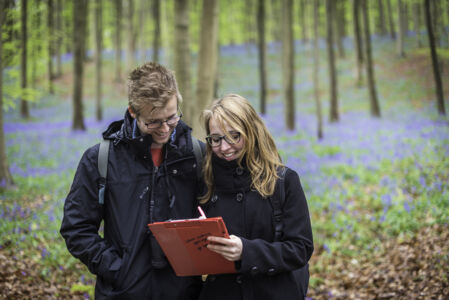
[60,144,122,282]
[238,168,314,276]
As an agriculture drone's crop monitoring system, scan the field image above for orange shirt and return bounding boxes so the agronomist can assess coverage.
[151,148,163,167]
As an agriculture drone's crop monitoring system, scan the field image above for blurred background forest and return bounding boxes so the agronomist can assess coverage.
[1,0,448,299]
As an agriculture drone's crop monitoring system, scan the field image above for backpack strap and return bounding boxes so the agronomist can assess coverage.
[98,139,110,205]
[191,136,204,179]
[270,167,287,241]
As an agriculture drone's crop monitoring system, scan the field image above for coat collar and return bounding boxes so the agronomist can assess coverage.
[212,154,252,192]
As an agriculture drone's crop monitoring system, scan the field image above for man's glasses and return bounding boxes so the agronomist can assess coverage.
[140,113,183,129]
[206,131,241,147]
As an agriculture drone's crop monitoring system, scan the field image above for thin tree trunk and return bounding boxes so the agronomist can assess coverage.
[431,0,442,47]
[257,0,267,114]
[299,0,308,43]
[282,0,295,130]
[0,0,15,188]
[425,0,446,115]
[327,0,339,122]
[139,0,146,61]
[47,0,54,93]
[21,0,30,119]
[397,0,405,57]
[378,0,386,35]
[386,0,396,39]
[95,0,103,121]
[114,0,122,82]
[56,0,62,77]
[32,0,41,89]
[72,0,87,130]
[174,0,193,125]
[353,0,364,87]
[194,0,219,139]
[127,0,136,69]
[152,0,161,62]
[313,0,323,139]
[335,0,345,58]
[362,0,381,117]
[413,2,422,47]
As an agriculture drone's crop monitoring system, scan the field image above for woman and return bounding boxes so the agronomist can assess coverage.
[199,94,314,300]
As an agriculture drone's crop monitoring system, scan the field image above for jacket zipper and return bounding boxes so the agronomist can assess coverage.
[149,165,158,224]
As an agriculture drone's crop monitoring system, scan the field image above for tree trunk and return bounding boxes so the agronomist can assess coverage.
[174,0,193,125]
[194,0,219,139]
[431,0,442,47]
[313,0,323,139]
[413,2,422,47]
[353,0,364,87]
[362,0,381,118]
[56,0,62,77]
[0,0,15,189]
[127,0,136,69]
[335,0,345,58]
[397,0,405,57]
[95,0,103,121]
[47,0,54,93]
[72,0,87,130]
[20,0,30,119]
[386,0,396,39]
[138,0,146,61]
[257,0,267,114]
[114,0,122,82]
[299,0,308,43]
[326,0,339,122]
[282,0,295,130]
[425,0,446,115]
[31,0,42,89]
[152,0,161,62]
[377,0,386,35]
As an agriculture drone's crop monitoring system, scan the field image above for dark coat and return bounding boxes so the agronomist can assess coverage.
[60,110,203,300]
[199,155,314,300]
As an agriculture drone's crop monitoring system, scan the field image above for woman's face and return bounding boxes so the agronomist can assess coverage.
[208,117,245,161]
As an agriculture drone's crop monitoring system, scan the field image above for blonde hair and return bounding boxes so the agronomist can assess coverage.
[201,94,283,203]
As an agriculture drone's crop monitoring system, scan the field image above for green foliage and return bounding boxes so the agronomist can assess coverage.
[70,283,95,298]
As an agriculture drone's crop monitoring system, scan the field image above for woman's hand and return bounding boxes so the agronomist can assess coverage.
[207,235,243,261]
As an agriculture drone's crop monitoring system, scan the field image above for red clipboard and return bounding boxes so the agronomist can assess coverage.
[148,217,237,276]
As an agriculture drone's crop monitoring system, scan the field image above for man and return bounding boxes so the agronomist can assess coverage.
[60,62,204,299]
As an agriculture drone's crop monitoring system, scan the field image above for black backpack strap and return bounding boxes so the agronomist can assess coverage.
[270,167,287,241]
[191,136,204,179]
[98,139,110,205]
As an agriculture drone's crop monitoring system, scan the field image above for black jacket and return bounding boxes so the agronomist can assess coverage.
[199,155,313,300]
[60,110,203,299]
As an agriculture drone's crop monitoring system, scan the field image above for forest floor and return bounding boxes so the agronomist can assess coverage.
[1,41,449,299]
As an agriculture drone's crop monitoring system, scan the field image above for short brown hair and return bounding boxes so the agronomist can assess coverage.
[128,62,182,115]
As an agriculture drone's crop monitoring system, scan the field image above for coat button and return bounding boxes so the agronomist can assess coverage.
[236,193,243,202]
[172,169,178,175]
[236,275,243,284]
[267,268,275,275]
[250,266,259,275]
[236,167,244,175]
[139,138,144,142]
[211,195,218,203]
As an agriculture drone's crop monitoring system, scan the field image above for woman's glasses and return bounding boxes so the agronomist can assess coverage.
[140,113,183,129]
[206,131,241,147]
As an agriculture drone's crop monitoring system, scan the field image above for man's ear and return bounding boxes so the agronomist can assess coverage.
[128,106,137,119]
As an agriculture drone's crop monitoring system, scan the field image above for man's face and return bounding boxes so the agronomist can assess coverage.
[129,95,179,149]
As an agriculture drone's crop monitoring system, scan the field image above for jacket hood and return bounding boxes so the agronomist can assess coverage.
[102,109,194,161]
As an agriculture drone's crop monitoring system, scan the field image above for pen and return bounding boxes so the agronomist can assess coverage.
[197,206,206,219]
